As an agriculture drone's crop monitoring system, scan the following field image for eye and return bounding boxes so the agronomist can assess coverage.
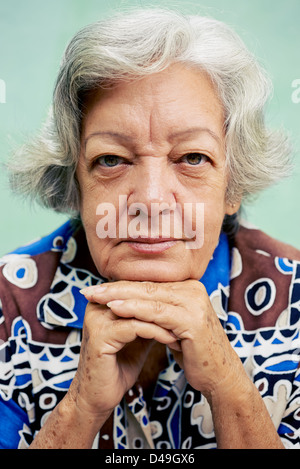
[97,155,124,167]
[181,153,209,165]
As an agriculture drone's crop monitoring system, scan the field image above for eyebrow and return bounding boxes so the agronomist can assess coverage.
[168,127,222,145]
[84,126,222,148]
[84,131,131,149]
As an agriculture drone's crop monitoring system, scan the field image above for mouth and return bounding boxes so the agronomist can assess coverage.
[123,237,180,254]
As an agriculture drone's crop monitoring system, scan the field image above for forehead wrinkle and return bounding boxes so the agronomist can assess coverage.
[84,131,133,150]
[82,68,225,155]
[144,92,179,148]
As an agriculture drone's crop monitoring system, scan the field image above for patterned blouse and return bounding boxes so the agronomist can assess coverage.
[0,220,299,449]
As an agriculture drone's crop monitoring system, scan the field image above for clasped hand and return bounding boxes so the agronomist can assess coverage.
[72,280,243,419]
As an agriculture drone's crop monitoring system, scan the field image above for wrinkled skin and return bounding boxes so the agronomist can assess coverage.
[30,65,283,449]
[73,64,242,415]
[73,279,246,417]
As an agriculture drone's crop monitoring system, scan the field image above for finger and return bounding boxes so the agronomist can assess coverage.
[80,279,203,305]
[107,298,174,324]
[100,318,179,353]
[168,347,183,365]
[84,303,179,353]
[106,298,190,341]
[167,341,182,353]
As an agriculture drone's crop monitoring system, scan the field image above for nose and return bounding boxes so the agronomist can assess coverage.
[127,157,177,215]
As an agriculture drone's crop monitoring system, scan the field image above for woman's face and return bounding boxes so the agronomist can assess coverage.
[77,64,239,282]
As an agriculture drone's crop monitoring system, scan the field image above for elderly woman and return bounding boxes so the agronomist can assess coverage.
[0,9,299,449]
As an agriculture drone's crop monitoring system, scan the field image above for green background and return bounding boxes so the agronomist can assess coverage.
[0,0,299,256]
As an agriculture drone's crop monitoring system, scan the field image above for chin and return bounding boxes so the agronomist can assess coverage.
[104,261,193,283]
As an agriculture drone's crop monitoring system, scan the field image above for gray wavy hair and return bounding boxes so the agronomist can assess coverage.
[9,8,291,221]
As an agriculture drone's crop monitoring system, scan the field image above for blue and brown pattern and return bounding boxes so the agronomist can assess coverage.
[0,220,299,448]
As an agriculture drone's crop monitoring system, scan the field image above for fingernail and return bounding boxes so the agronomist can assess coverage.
[107,300,124,308]
[79,284,107,295]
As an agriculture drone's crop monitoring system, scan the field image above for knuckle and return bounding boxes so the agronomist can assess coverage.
[187,279,205,292]
[153,300,165,316]
[142,281,158,296]
[84,303,110,328]
[185,279,207,303]
[187,279,200,288]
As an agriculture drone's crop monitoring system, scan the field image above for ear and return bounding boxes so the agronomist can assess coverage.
[225,199,242,216]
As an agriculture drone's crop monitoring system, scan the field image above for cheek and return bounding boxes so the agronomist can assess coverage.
[81,206,116,277]
[192,186,227,255]
[78,173,114,227]
[190,182,227,228]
